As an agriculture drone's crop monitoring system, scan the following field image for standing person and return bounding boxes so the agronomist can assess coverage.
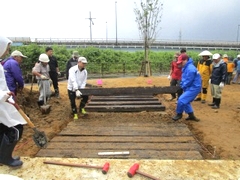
[226,57,235,85]
[194,50,212,103]
[172,54,201,121]
[168,52,182,101]
[45,47,61,98]
[32,54,52,107]
[66,51,80,79]
[0,36,26,167]
[232,55,240,84]
[67,57,88,120]
[208,53,227,109]
[3,50,27,96]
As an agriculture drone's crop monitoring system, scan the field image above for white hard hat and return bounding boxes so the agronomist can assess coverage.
[39,53,49,63]
[223,54,228,58]
[78,56,87,63]
[198,50,212,56]
[237,54,240,58]
[212,53,221,60]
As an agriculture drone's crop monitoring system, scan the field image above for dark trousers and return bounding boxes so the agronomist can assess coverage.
[0,124,23,143]
[170,79,183,99]
[68,90,89,114]
[49,71,58,90]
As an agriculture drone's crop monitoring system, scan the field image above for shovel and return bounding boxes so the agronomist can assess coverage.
[9,99,48,148]
[40,79,51,114]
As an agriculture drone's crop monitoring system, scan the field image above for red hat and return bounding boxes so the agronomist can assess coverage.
[177,54,188,64]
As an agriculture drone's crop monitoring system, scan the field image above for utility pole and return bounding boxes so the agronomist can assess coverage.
[85,11,96,42]
[237,25,240,45]
[115,1,118,45]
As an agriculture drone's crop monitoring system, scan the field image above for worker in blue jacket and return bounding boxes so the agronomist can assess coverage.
[172,54,201,121]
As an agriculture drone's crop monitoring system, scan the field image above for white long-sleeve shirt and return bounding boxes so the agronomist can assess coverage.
[67,65,87,91]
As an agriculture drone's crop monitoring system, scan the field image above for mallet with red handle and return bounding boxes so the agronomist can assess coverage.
[44,161,110,174]
[127,163,160,180]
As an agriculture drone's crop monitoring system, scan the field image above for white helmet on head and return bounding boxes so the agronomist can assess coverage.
[39,53,49,63]
[198,50,212,56]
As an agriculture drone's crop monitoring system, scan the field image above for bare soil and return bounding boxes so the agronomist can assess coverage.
[14,76,240,160]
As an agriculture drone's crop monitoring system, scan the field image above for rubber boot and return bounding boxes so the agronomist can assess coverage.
[185,112,200,121]
[208,98,216,106]
[37,100,44,107]
[194,93,201,101]
[172,113,182,121]
[55,88,60,98]
[201,94,207,104]
[0,134,23,167]
[212,98,221,109]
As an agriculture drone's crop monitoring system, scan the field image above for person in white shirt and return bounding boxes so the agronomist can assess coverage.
[67,57,88,120]
[0,36,27,167]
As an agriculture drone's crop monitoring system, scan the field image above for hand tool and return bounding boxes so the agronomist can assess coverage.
[127,163,160,180]
[43,161,110,174]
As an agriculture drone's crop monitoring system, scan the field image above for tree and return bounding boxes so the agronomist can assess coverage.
[134,0,163,76]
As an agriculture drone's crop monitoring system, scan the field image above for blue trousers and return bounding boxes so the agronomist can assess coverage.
[176,89,199,114]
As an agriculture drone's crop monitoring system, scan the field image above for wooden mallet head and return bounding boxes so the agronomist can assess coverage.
[127,163,139,178]
[102,162,110,174]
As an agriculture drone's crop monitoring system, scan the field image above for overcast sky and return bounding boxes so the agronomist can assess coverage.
[1,0,240,42]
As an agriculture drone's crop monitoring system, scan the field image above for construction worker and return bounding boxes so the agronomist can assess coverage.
[225,56,235,85]
[232,55,240,84]
[168,52,182,101]
[32,54,52,107]
[208,53,226,109]
[66,51,80,79]
[0,36,26,167]
[45,47,61,98]
[3,50,27,96]
[172,54,201,121]
[194,50,213,103]
[67,57,88,120]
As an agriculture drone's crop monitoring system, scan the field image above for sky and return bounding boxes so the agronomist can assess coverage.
[1,0,240,42]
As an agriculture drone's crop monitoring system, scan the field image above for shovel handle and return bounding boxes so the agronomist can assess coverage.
[7,94,36,128]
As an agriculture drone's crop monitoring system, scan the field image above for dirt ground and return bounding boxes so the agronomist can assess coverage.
[13,76,240,160]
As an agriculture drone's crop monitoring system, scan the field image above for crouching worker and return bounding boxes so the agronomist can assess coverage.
[0,36,27,167]
[67,57,89,120]
[172,54,201,122]
[32,54,52,107]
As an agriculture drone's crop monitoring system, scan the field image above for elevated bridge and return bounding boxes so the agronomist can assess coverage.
[8,37,240,51]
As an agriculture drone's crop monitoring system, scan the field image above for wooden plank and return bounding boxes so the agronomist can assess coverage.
[87,101,161,105]
[37,149,202,159]
[45,142,200,151]
[89,97,159,101]
[51,136,196,143]
[80,86,180,96]
[91,95,155,98]
[84,105,165,112]
[59,126,192,136]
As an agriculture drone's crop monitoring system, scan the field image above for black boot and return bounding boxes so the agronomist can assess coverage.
[208,98,216,106]
[212,98,221,109]
[185,112,200,121]
[172,113,182,121]
[37,100,44,107]
[0,134,23,167]
[55,88,60,98]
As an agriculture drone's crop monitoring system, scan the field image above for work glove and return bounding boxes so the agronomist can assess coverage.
[75,90,82,97]
[40,75,48,79]
[219,82,224,88]
[209,79,211,84]
[58,72,61,76]
[167,75,171,80]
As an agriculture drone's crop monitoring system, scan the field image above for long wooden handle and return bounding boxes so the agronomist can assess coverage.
[11,101,35,128]
[43,161,101,169]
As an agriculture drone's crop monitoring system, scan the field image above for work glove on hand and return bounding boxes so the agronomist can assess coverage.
[75,90,82,97]
[167,75,171,80]
[58,72,61,76]
[219,82,224,88]
[40,75,48,79]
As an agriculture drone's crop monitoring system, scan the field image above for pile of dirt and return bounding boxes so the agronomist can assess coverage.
[13,77,240,160]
